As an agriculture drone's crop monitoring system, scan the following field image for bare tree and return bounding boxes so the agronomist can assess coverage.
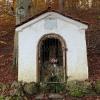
[65,0,80,10]
[59,0,65,11]
[92,0,100,10]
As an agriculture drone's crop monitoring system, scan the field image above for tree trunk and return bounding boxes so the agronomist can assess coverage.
[59,0,64,11]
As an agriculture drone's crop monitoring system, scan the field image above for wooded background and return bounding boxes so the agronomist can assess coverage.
[0,0,100,83]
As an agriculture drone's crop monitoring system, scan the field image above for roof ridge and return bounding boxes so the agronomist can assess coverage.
[16,9,88,28]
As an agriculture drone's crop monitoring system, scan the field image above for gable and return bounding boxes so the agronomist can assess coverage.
[16,11,88,32]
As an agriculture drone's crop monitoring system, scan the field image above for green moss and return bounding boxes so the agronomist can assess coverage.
[95,80,100,94]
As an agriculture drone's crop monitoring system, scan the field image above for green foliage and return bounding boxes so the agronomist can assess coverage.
[8,96,22,100]
[10,81,24,96]
[0,83,6,95]
[48,75,60,82]
[0,80,100,98]
[33,82,41,93]
[45,75,66,93]
[0,96,5,100]
[23,82,36,95]
[94,80,100,94]
[66,80,91,97]
[23,82,43,95]
[47,83,65,93]
[41,62,64,82]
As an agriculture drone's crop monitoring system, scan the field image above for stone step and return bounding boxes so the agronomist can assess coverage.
[35,94,48,100]
[48,94,64,100]
[35,94,64,100]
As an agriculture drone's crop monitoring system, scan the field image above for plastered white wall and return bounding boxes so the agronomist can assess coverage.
[16,13,88,82]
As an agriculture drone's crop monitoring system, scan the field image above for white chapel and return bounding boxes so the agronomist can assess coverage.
[15,9,88,82]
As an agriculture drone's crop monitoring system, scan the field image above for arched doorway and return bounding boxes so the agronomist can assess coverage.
[37,33,67,82]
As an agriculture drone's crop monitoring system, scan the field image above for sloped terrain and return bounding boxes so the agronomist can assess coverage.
[0,3,100,83]
[0,14,17,83]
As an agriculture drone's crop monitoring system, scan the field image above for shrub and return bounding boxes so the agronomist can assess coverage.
[46,82,65,93]
[0,83,7,96]
[39,82,48,93]
[10,81,24,96]
[23,82,42,95]
[23,82,36,95]
[66,80,91,97]
[94,80,100,94]
[6,95,22,100]
[46,75,66,93]
[0,96,5,100]
[33,82,42,94]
